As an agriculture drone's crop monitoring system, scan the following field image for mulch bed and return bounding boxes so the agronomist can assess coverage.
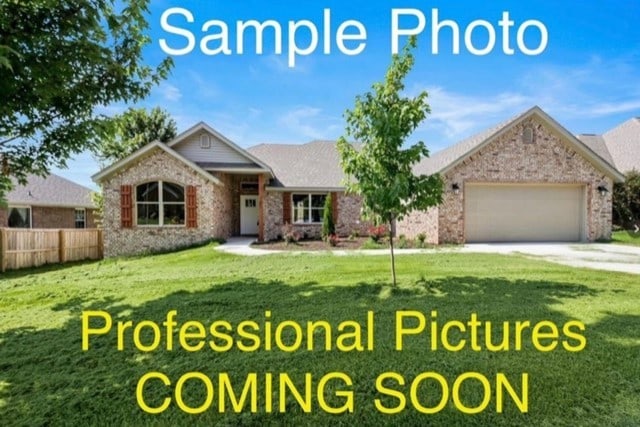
[251,237,427,251]
[251,237,372,251]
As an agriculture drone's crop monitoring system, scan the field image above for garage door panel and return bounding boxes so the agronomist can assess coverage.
[465,184,584,243]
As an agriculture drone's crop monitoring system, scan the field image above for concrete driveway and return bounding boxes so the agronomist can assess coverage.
[217,238,640,274]
[461,243,640,275]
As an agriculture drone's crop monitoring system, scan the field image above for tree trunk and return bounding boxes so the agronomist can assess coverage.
[389,219,397,287]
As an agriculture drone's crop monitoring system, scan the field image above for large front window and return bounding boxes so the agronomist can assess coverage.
[136,181,185,226]
[292,193,326,223]
[8,206,31,228]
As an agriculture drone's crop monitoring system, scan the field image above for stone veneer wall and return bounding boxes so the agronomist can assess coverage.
[263,191,371,241]
[101,149,230,257]
[439,116,612,243]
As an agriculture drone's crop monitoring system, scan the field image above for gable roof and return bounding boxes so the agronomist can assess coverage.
[167,122,273,175]
[601,117,640,173]
[92,141,221,185]
[7,173,95,208]
[248,141,347,189]
[414,106,625,182]
[575,134,615,165]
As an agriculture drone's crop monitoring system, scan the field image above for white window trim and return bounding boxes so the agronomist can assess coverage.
[291,193,326,225]
[7,205,32,228]
[135,181,186,228]
[74,208,86,229]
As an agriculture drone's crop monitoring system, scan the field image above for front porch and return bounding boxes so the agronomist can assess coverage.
[209,171,268,241]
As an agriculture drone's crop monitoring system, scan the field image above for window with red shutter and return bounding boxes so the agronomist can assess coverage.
[282,192,291,224]
[186,185,198,228]
[120,185,133,228]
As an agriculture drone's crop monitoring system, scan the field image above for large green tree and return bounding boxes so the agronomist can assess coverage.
[0,0,172,201]
[337,37,443,286]
[94,107,177,165]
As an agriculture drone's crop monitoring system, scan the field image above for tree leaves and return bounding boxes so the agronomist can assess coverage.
[337,36,444,285]
[93,107,177,165]
[0,0,173,202]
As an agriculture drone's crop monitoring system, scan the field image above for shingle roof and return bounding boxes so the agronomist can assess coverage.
[7,173,95,208]
[247,141,346,188]
[576,134,614,165]
[601,117,640,173]
[248,106,626,187]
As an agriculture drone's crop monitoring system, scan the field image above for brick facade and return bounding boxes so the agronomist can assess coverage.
[101,148,232,257]
[398,116,614,243]
[263,191,370,241]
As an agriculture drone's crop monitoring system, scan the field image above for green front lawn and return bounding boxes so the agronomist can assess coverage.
[1,245,639,426]
[612,230,640,246]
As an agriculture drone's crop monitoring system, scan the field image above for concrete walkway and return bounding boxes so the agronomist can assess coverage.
[215,238,640,274]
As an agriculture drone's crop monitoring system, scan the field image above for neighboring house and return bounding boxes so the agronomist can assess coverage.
[93,106,625,257]
[577,117,640,174]
[1,173,97,229]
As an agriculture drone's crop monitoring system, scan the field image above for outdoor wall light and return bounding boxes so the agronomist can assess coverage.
[597,185,609,197]
[452,183,460,195]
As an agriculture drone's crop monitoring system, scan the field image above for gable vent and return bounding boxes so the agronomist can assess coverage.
[200,134,211,149]
[522,127,534,144]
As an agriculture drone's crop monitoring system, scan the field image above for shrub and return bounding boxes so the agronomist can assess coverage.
[613,170,640,229]
[322,193,335,240]
[416,232,426,248]
[368,225,388,243]
[397,234,408,249]
[281,223,301,245]
[327,234,339,247]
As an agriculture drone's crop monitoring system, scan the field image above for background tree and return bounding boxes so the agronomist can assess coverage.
[613,170,640,230]
[322,193,335,240]
[337,37,443,286]
[94,107,178,165]
[0,1,172,202]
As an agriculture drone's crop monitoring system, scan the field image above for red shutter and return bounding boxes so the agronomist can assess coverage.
[120,185,133,228]
[282,192,291,224]
[186,185,198,228]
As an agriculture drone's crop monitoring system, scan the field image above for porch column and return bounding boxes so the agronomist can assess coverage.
[258,174,265,242]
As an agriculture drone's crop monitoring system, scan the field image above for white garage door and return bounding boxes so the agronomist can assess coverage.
[465,184,585,243]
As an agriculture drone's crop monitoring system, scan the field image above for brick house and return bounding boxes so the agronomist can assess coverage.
[93,106,625,257]
[1,173,97,229]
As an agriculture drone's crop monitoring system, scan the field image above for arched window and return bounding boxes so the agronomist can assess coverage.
[136,181,185,226]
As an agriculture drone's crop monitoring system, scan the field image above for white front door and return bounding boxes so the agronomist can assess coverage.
[240,195,259,235]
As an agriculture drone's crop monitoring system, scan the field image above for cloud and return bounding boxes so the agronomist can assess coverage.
[260,54,310,73]
[157,83,182,102]
[419,87,532,139]
[412,54,640,146]
[278,106,342,140]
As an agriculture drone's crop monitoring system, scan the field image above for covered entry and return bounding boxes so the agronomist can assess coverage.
[240,195,259,235]
[464,183,585,243]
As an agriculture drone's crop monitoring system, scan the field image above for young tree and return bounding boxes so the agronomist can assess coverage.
[0,1,172,202]
[322,193,335,240]
[94,107,178,165]
[337,37,443,286]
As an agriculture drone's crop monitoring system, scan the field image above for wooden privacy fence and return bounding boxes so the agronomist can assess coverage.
[0,228,103,272]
